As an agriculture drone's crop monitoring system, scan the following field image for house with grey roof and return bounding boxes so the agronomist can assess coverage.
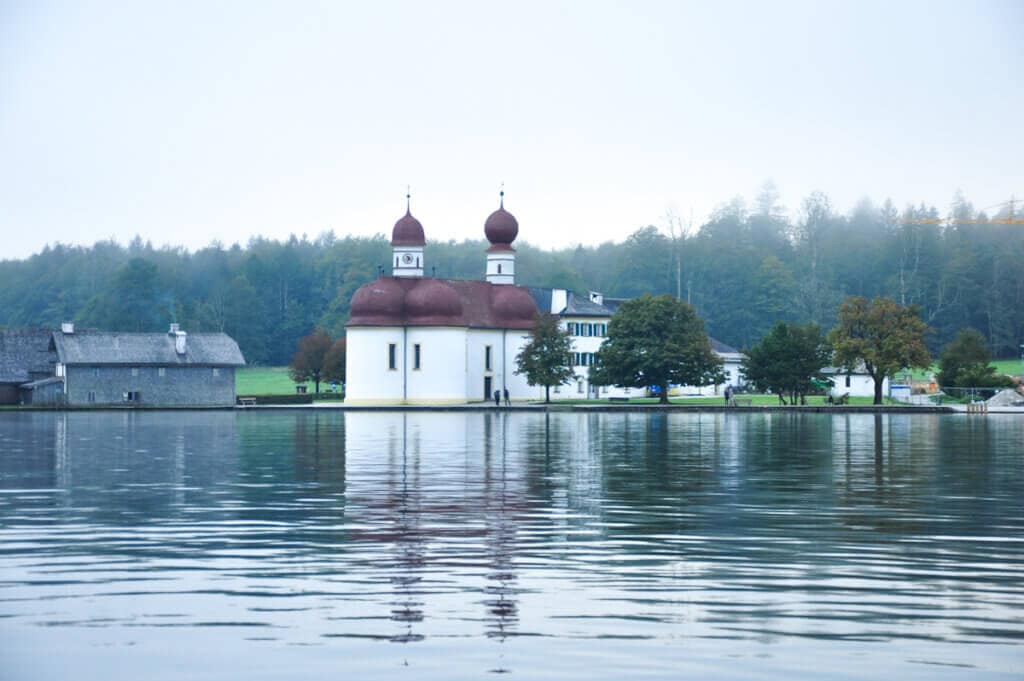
[0,323,245,407]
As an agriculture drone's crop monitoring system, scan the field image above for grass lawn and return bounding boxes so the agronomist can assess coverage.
[236,367,342,396]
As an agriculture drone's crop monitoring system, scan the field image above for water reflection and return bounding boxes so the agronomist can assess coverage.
[0,411,1022,680]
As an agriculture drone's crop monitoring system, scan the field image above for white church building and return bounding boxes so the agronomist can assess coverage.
[345,194,541,405]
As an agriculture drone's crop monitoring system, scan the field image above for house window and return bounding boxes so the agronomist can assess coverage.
[131,367,139,377]
[88,391,96,403]
[845,375,851,388]
[577,380,584,394]
[601,386,608,394]
[212,368,220,377]
[92,367,99,377]
[554,385,561,394]
[123,391,141,402]
[485,345,492,371]
[388,343,397,370]
[413,344,421,370]
[158,367,166,377]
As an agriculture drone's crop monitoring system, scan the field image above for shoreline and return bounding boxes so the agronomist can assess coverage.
[0,403,998,414]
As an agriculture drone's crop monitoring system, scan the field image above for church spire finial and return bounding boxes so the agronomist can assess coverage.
[499,181,504,209]
[406,185,411,215]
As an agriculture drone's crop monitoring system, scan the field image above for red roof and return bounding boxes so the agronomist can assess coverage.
[391,211,425,246]
[348,277,537,329]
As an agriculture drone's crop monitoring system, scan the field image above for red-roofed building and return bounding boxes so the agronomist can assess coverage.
[345,193,541,404]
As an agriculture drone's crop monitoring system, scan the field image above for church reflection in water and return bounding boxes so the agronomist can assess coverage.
[343,412,528,647]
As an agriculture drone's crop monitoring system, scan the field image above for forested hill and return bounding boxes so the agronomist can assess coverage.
[2,193,1021,366]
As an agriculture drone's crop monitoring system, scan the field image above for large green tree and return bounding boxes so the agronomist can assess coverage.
[322,336,347,388]
[828,296,932,405]
[289,327,333,393]
[937,328,1014,392]
[590,293,724,404]
[741,322,832,404]
[515,313,574,403]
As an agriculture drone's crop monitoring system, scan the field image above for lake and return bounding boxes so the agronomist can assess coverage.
[0,410,1021,680]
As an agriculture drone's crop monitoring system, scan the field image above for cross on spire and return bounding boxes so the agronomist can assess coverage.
[406,185,411,214]
[499,181,505,208]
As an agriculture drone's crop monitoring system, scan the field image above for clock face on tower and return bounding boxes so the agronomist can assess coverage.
[402,254,413,264]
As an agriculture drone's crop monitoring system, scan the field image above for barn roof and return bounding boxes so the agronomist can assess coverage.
[0,329,56,383]
[53,331,245,367]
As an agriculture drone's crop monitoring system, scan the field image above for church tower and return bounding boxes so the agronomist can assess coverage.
[391,192,425,278]
[484,190,519,285]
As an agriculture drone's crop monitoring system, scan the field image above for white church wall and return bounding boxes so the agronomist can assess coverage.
[405,327,468,404]
[345,327,406,404]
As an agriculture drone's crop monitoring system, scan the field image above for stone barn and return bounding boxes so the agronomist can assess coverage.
[52,324,245,407]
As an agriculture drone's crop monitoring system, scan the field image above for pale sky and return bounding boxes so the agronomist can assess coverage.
[1,0,1022,259]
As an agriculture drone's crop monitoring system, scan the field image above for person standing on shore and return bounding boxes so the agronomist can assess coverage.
[724,385,732,405]
[494,389,501,407]
[503,387,510,406]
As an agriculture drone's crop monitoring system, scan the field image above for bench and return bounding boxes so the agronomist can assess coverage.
[729,398,753,407]
[609,396,630,403]
[238,397,257,407]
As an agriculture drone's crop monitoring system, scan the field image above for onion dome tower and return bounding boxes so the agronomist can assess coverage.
[392,190,425,278]
[484,189,518,285]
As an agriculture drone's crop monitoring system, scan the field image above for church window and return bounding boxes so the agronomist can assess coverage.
[388,343,397,370]
[845,374,851,388]
[497,264,502,274]
[485,345,492,371]
[413,344,421,370]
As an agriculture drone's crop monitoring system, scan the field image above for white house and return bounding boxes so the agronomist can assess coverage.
[345,194,540,405]
[529,288,745,400]
[822,366,889,399]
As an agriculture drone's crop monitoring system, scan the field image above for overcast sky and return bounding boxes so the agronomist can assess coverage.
[1,0,1021,259]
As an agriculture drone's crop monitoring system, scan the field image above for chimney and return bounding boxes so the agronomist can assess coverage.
[61,321,74,334]
[589,291,604,306]
[169,323,179,335]
[174,329,187,355]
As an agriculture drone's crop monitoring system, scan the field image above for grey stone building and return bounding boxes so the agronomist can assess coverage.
[0,324,246,407]
[0,329,57,404]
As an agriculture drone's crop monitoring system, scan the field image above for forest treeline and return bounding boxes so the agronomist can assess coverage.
[1,190,1021,365]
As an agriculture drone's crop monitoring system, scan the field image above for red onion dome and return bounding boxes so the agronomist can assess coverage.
[406,279,464,323]
[392,210,425,247]
[484,195,518,248]
[491,286,537,323]
[348,277,406,324]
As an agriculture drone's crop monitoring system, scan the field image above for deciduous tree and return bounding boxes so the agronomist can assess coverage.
[322,336,347,389]
[741,322,831,404]
[937,328,1013,391]
[289,327,333,393]
[515,313,574,403]
[590,294,724,404]
[828,296,931,404]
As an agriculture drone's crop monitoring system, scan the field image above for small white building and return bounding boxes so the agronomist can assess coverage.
[821,366,889,399]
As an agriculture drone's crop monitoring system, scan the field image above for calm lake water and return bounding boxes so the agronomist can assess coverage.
[0,411,1021,680]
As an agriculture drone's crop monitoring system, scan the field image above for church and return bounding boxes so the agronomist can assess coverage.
[344,195,541,405]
